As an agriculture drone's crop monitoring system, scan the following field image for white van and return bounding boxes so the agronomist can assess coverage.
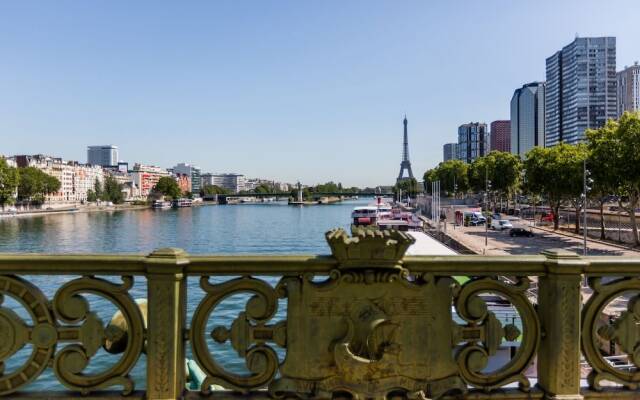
[491,219,513,230]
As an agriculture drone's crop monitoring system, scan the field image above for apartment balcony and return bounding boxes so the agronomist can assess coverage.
[1,228,640,399]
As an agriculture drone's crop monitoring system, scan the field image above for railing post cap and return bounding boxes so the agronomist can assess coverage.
[541,249,580,259]
[145,248,190,273]
[147,247,188,259]
[542,248,586,275]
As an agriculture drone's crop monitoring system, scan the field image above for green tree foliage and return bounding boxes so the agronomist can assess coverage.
[434,160,469,197]
[17,167,61,204]
[468,151,522,207]
[86,189,97,203]
[101,176,124,204]
[586,120,619,239]
[394,178,419,198]
[422,169,438,194]
[200,184,230,196]
[585,112,640,244]
[153,176,181,200]
[94,178,103,200]
[0,158,19,208]
[524,144,586,230]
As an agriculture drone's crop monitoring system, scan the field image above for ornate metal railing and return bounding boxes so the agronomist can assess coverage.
[2,228,640,399]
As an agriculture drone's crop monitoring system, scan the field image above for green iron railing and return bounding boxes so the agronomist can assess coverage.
[1,228,640,399]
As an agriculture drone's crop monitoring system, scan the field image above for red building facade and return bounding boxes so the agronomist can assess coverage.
[490,120,511,153]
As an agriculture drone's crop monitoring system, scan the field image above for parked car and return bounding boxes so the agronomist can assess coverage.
[510,228,534,237]
[491,213,501,220]
[491,219,513,230]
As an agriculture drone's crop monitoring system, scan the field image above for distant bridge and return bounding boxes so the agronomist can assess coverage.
[210,192,394,204]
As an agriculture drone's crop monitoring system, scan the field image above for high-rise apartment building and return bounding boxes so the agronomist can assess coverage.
[457,123,488,163]
[510,82,545,157]
[443,143,457,161]
[617,62,640,117]
[173,163,201,194]
[489,120,511,153]
[545,37,617,146]
[87,145,118,167]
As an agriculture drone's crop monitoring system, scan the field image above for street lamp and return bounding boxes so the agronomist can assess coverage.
[583,159,593,256]
[485,166,492,248]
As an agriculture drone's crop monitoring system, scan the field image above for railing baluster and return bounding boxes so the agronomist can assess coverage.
[145,248,189,400]
[538,249,587,400]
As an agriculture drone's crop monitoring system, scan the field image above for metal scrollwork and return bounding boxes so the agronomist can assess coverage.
[453,277,539,391]
[582,277,640,390]
[0,275,56,396]
[190,276,285,393]
[52,276,145,394]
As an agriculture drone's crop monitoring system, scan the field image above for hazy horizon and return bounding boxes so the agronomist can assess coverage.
[2,0,639,187]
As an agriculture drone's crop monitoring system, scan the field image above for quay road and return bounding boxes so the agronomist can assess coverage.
[437,218,640,256]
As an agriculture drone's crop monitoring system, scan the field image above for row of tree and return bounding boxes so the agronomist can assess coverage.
[0,160,62,208]
[423,112,640,245]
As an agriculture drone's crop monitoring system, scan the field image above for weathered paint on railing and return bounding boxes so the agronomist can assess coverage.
[1,228,640,399]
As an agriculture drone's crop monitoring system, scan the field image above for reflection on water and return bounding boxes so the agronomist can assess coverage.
[0,200,367,391]
[0,201,365,254]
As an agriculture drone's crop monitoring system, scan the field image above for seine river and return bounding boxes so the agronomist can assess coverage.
[0,200,368,391]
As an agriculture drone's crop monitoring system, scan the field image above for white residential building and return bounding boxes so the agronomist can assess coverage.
[201,173,246,193]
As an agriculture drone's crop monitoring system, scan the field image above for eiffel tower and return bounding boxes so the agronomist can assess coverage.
[397,115,414,183]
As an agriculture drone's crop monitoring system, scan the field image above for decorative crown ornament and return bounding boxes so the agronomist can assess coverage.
[325,227,415,269]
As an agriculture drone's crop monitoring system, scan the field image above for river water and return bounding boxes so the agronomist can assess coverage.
[0,200,368,391]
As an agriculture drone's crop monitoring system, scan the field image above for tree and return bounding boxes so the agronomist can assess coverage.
[153,176,181,200]
[394,178,419,199]
[563,144,588,234]
[102,176,124,204]
[94,178,103,200]
[200,185,230,196]
[0,158,19,209]
[86,189,98,203]
[435,160,469,197]
[616,112,640,245]
[524,144,585,230]
[593,112,640,245]
[490,151,522,209]
[586,120,619,239]
[423,169,438,195]
[17,167,60,205]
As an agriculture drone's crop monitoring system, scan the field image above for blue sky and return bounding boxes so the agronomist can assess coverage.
[1,1,639,187]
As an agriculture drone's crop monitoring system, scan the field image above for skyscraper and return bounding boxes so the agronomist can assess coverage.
[443,143,457,161]
[87,145,118,167]
[617,62,640,117]
[545,37,617,147]
[457,122,488,163]
[489,120,511,153]
[510,82,545,157]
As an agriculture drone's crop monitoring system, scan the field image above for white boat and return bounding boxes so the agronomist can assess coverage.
[173,198,193,208]
[152,200,172,209]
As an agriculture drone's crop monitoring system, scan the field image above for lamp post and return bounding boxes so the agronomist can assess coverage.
[583,159,592,256]
[485,165,492,248]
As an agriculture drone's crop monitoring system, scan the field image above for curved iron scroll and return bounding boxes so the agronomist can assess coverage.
[454,277,540,391]
[0,275,56,396]
[0,275,145,396]
[51,276,145,394]
[190,276,286,393]
[582,277,640,390]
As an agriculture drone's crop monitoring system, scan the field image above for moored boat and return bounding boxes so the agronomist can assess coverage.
[172,198,193,208]
[152,200,172,209]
